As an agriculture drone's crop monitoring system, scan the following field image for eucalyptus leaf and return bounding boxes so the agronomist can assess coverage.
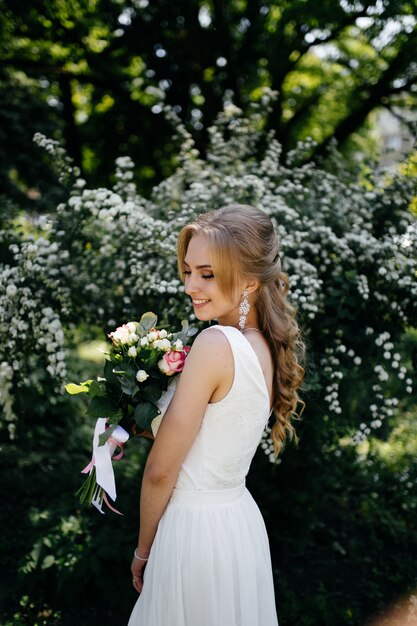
[131,386,140,398]
[139,312,158,331]
[120,380,137,396]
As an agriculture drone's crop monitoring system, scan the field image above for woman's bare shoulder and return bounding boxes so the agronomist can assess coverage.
[190,326,231,356]
[169,327,233,409]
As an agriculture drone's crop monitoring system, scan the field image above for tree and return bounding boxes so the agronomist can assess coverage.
[1,0,416,205]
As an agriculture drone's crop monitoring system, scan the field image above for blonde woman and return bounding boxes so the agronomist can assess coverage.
[128,204,305,626]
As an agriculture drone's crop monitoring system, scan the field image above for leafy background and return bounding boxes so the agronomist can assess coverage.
[0,2,417,625]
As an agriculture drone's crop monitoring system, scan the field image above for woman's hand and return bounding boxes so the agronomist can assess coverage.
[131,550,149,593]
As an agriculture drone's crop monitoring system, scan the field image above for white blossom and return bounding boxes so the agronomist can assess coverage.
[136,370,149,383]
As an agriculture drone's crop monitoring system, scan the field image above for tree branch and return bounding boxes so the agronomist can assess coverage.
[310,30,417,159]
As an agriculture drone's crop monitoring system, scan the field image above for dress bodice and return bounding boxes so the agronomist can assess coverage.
[175,325,271,491]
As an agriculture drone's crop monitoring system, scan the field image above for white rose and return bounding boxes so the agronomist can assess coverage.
[159,329,168,338]
[140,337,149,347]
[127,322,136,332]
[148,331,158,341]
[128,346,137,357]
[136,369,149,383]
[158,338,171,351]
[129,333,139,344]
[174,339,183,350]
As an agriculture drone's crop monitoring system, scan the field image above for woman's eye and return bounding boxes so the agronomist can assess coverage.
[182,271,214,279]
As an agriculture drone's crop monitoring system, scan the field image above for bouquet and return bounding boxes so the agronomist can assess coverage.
[66,312,197,514]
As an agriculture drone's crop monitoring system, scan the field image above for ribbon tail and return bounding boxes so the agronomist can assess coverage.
[103,491,123,515]
[93,418,117,501]
[108,437,125,461]
[81,457,95,474]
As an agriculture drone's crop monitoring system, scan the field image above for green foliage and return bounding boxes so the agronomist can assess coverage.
[1,0,416,204]
[65,312,197,440]
[0,102,416,624]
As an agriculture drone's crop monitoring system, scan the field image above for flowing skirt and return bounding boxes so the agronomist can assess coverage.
[128,483,279,626]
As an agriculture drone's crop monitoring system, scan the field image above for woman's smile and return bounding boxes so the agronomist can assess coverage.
[191,298,211,309]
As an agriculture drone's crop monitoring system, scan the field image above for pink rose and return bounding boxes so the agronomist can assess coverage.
[158,347,190,376]
[108,324,130,344]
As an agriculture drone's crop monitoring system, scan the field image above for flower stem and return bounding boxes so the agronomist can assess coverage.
[76,467,97,506]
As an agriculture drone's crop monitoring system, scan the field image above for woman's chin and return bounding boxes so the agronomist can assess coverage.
[193,310,211,321]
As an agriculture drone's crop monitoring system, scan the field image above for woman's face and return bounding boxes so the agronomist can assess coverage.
[183,234,242,327]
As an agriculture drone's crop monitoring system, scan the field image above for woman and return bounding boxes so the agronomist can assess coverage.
[128,204,305,626]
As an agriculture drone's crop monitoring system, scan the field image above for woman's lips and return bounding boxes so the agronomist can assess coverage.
[191,299,210,309]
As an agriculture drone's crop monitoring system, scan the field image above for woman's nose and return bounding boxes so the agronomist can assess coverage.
[184,276,199,295]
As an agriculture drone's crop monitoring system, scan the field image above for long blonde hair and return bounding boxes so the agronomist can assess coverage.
[177,204,306,456]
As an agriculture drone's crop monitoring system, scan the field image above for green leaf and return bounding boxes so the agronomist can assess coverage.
[142,384,162,403]
[104,359,120,385]
[65,383,89,395]
[134,402,160,430]
[146,351,160,368]
[120,379,137,396]
[171,321,198,344]
[87,396,123,419]
[113,362,136,377]
[139,311,158,331]
[89,380,106,398]
[98,423,117,446]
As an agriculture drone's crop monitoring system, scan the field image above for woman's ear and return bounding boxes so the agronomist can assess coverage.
[245,279,259,295]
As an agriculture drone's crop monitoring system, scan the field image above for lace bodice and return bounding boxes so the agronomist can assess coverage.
[175,325,271,491]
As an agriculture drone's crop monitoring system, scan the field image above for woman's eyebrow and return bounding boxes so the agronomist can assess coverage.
[183,261,212,269]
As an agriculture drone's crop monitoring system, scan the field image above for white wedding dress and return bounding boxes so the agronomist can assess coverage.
[128,325,279,625]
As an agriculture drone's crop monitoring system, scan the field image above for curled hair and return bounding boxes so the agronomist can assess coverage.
[177,204,306,456]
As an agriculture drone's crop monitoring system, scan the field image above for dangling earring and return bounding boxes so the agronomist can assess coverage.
[239,290,250,331]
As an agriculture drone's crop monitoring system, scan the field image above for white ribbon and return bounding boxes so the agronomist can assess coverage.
[92,419,129,504]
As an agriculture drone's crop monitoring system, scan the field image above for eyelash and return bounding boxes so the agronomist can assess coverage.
[183,271,214,280]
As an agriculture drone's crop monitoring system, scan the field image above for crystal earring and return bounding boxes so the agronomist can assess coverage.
[239,290,250,331]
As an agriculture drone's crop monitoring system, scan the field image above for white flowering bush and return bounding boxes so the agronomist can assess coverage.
[0,95,416,459]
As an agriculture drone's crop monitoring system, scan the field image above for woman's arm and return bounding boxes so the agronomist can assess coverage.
[131,328,233,591]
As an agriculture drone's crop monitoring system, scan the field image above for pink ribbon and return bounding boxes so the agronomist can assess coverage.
[102,491,123,515]
[81,440,124,475]
[81,457,95,474]
[82,420,130,514]
[108,437,125,461]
